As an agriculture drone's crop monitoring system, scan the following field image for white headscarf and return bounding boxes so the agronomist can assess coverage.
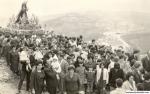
[51,55,61,73]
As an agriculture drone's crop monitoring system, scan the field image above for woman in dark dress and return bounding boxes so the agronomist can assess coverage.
[44,63,59,94]
[9,46,19,75]
[30,61,45,94]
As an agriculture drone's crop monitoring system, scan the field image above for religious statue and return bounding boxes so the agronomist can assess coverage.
[7,1,43,35]
[15,1,29,24]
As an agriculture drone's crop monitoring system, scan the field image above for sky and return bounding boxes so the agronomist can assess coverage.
[0,0,150,27]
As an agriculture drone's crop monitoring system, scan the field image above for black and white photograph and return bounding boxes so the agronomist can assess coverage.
[0,0,150,94]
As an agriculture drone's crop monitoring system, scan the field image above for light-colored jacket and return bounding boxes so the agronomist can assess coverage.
[122,80,137,91]
[110,88,126,94]
[108,60,115,73]
[96,68,109,84]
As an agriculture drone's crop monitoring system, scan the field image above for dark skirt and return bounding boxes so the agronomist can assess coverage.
[67,91,78,94]
[11,61,19,72]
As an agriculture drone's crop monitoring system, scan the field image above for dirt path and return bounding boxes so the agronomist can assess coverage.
[0,58,28,94]
[0,58,50,94]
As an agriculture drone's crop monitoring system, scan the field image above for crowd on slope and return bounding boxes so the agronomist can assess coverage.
[0,32,150,94]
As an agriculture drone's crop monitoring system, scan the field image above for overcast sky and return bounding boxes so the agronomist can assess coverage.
[0,0,149,27]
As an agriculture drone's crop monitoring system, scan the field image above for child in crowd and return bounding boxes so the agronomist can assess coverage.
[85,66,95,94]
[51,54,61,80]
[76,61,86,93]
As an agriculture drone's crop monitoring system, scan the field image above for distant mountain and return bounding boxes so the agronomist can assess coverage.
[42,11,150,40]
[43,12,104,40]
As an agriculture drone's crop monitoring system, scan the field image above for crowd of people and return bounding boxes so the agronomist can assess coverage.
[0,31,150,94]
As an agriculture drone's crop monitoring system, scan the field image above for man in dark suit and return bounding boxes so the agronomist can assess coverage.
[142,51,150,73]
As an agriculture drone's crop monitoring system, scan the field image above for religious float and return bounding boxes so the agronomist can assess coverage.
[1,1,47,36]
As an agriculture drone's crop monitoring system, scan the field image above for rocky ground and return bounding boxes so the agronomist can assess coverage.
[0,57,51,94]
[0,58,30,94]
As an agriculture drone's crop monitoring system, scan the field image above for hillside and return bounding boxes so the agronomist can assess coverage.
[42,11,150,40]
[41,11,150,53]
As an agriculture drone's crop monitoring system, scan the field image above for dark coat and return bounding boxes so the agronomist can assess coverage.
[142,57,150,72]
[10,39,19,47]
[131,67,142,84]
[29,54,36,67]
[143,81,150,91]
[64,73,80,92]
[30,70,45,94]
[109,68,124,87]
[44,68,59,88]
[43,52,50,66]
[9,50,19,73]
[3,43,11,59]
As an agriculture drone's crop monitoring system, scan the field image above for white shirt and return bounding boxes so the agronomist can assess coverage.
[36,38,41,45]
[73,52,80,61]
[69,40,77,47]
[19,51,29,61]
[108,60,115,73]
[33,51,43,60]
[81,50,88,60]
[96,68,109,84]
[51,61,61,73]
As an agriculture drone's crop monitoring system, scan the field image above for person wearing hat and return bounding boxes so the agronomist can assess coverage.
[63,65,81,94]
[30,61,45,94]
